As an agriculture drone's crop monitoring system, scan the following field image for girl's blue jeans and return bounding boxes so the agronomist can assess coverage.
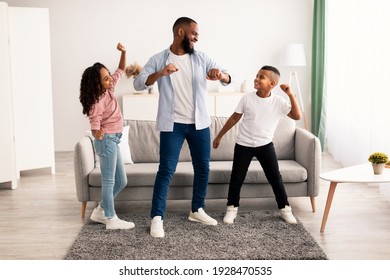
[94,133,127,218]
[151,123,210,219]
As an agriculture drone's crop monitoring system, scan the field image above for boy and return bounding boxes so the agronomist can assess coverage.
[212,65,301,224]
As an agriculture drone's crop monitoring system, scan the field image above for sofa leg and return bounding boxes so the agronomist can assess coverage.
[310,197,316,212]
[81,201,87,219]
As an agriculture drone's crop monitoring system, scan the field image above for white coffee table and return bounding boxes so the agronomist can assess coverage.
[320,163,390,233]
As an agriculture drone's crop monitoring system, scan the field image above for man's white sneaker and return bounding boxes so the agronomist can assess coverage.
[105,215,135,230]
[188,208,218,225]
[150,216,164,238]
[90,206,106,224]
[279,205,297,224]
[223,205,238,224]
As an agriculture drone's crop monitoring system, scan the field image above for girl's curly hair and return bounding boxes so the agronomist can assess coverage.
[79,62,108,116]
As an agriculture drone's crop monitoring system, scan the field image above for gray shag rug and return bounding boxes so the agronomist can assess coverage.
[65,210,327,260]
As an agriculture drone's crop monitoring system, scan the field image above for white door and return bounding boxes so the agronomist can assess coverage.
[8,7,55,175]
[0,2,17,188]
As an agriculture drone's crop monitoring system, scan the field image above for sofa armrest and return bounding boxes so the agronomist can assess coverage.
[294,127,322,197]
[73,136,95,202]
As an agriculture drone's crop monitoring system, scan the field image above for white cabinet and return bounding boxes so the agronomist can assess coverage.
[209,92,244,117]
[0,3,55,187]
[122,93,159,121]
[122,92,244,121]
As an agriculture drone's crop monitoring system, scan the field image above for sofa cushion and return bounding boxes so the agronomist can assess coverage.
[125,163,159,186]
[208,160,307,184]
[125,116,295,164]
[273,116,296,160]
[127,120,160,163]
[209,117,238,161]
[88,164,158,187]
[210,116,296,160]
[89,162,195,187]
[126,120,191,163]
[89,160,307,187]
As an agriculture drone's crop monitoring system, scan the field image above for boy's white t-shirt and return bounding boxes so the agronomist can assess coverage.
[235,92,291,147]
[168,51,195,124]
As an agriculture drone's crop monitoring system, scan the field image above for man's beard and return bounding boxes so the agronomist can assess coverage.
[182,35,194,54]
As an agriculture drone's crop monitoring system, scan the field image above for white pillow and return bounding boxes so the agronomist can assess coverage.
[119,126,133,164]
[85,126,133,164]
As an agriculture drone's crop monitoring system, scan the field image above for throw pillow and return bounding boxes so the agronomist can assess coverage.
[119,126,133,164]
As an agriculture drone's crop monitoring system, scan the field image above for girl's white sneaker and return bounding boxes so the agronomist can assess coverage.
[90,206,106,224]
[105,215,135,230]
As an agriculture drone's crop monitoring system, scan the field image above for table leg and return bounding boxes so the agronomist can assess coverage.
[320,181,338,233]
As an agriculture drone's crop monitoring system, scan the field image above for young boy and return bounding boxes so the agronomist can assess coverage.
[212,65,302,224]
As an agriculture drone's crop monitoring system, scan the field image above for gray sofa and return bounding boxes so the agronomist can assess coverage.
[74,116,321,218]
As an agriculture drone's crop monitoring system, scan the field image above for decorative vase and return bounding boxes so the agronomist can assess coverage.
[372,163,385,175]
[240,80,252,93]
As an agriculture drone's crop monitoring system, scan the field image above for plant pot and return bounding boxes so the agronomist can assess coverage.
[372,163,385,175]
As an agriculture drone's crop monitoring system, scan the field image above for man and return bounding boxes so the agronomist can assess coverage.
[134,17,231,238]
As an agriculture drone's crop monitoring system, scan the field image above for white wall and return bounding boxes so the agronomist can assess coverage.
[6,0,313,151]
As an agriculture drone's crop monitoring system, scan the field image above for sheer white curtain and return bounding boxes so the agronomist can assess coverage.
[326,0,390,167]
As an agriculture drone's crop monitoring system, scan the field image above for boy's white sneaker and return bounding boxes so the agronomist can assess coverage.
[105,215,135,230]
[188,208,218,225]
[90,206,106,224]
[279,205,297,224]
[150,216,164,238]
[223,205,238,224]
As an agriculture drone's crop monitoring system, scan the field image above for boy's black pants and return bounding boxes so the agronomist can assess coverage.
[227,142,289,209]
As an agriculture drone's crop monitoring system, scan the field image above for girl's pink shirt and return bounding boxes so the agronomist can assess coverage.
[88,68,124,133]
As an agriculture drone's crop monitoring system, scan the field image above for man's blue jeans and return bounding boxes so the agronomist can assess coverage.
[94,133,127,218]
[151,123,211,219]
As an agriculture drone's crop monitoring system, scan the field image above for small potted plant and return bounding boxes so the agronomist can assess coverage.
[368,152,388,174]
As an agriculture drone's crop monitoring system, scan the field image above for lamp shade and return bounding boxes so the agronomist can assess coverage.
[280,43,306,66]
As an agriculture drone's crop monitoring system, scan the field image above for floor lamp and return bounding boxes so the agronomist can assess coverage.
[280,43,307,130]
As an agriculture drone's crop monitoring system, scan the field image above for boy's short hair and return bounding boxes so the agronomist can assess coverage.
[261,65,280,77]
[261,65,280,84]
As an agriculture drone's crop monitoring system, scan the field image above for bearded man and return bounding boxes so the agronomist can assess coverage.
[134,17,232,238]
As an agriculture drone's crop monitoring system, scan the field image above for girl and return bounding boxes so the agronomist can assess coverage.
[79,43,134,230]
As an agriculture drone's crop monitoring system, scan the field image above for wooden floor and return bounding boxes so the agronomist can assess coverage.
[1,151,390,260]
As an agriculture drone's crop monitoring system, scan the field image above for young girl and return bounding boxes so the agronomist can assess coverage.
[79,43,134,230]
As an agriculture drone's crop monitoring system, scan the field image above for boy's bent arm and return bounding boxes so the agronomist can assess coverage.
[280,84,302,120]
[287,93,302,120]
[213,112,242,149]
